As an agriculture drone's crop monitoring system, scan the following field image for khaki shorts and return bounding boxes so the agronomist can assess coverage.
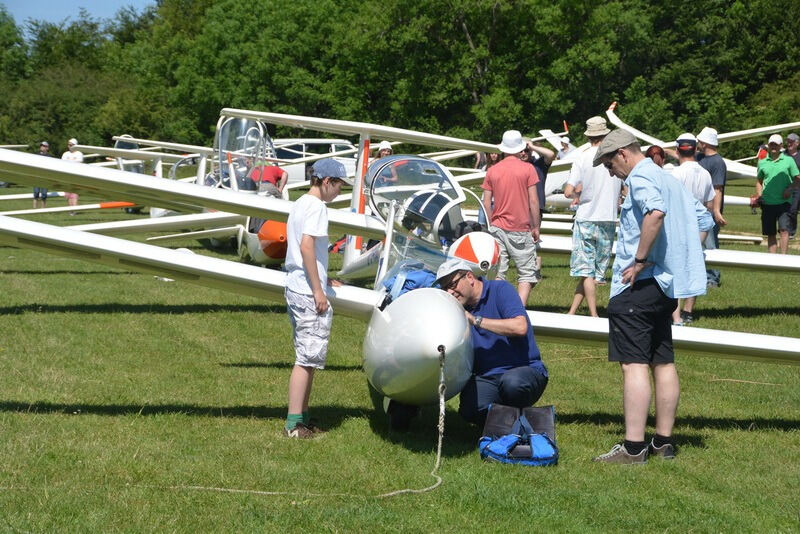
[489,226,540,283]
[285,288,333,369]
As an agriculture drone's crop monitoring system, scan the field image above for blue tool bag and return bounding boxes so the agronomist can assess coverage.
[478,404,558,466]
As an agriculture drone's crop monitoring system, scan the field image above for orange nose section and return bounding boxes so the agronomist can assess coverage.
[257,220,288,260]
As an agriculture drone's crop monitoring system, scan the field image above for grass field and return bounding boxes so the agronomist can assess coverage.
[1,182,799,532]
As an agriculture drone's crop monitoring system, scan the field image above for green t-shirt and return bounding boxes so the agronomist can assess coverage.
[757,153,800,205]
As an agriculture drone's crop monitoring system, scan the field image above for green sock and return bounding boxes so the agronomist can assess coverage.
[285,413,303,430]
[302,411,309,425]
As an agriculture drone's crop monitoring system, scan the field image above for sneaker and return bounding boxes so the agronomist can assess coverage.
[680,311,693,324]
[648,439,676,459]
[282,422,315,439]
[593,443,647,464]
[672,320,684,327]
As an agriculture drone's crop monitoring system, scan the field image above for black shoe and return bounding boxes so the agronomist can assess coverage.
[680,311,693,324]
[387,400,419,432]
[648,439,676,459]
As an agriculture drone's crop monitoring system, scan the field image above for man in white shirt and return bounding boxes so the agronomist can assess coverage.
[61,138,84,212]
[564,117,621,317]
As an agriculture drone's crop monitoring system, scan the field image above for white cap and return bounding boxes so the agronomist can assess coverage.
[697,127,719,146]
[498,130,526,154]
[561,136,570,145]
[68,138,78,145]
[768,133,783,145]
[435,258,474,286]
[377,140,392,151]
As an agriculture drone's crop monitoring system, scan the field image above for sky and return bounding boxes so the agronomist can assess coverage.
[2,0,156,26]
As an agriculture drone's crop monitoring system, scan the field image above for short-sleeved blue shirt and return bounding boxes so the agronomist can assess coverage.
[468,279,547,378]
[611,158,713,300]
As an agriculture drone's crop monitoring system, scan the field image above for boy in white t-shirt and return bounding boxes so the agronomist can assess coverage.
[283,158,350,438]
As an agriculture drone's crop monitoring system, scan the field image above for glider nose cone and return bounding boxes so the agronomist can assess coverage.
[363,288,473,405]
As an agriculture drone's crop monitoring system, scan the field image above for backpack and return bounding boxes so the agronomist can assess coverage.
[478,404,558,466]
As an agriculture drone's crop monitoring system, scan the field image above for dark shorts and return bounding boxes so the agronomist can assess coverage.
[761,202,791,235]
[608,278,676,364]
[33,187,48,199]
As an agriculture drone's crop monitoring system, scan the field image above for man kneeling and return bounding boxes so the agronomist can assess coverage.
[435,258,548,426]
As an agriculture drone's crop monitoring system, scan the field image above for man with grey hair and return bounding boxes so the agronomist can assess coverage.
[482,130,542,305]
[591,129,713,464]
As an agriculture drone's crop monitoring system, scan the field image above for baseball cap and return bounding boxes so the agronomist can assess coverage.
[40,141,49,147]
[787,133,799,143]
[768,134,783,145]
[311,158,352,185]
[592,129,638,167]
[435,257,474,287]
[377,140,392,151]
[68,138,78,145]
[676,132,697,150]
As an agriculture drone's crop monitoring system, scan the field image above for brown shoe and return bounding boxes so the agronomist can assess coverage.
[593,443,647,464]
[648,439,676,459]
[282,422,315,439]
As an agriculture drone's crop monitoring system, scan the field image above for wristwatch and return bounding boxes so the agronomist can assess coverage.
[474,315,484,329]
[634,257,647,264]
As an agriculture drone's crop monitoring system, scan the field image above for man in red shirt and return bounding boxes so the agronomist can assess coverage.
[249,162,288,197]
[482,130,541,305]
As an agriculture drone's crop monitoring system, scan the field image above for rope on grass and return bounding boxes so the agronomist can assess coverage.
[376,344,447,498]
[162,346,450,499]
[0,351,450,500]
[709,377,782,386]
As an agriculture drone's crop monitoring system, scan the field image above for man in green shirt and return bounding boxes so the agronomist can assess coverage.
[756,134,800,254]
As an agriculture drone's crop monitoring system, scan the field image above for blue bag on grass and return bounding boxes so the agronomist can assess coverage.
[478,404,558,466]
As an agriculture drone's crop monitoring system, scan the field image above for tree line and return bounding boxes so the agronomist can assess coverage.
[1,0,798,157]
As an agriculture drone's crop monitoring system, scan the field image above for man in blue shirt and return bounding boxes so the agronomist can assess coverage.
[591,130,713,464]
[435,258,548,426]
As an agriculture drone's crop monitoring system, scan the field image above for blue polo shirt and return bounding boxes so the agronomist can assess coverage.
[611,158,713,300]
[468,279,547,378]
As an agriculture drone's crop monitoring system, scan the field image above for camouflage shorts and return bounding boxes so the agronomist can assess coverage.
[570,220,616,281]
[285,288,333,369]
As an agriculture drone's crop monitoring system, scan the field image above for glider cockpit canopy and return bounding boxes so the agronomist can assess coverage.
[209,115,278,193]
[367,155,474,248]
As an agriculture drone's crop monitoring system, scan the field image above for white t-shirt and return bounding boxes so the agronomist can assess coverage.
[670,161,715,204]
[61,150,84,163]
[566,146,621,222]
[285,194,330,295]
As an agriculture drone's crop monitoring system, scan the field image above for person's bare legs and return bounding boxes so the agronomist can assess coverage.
[621,363,651,442]
[682,296,696,314]
[779,229,789,254]
[672,301,682,324]
[583,277,598,317]
[288,365,315,415]
[767,234,777,253]
[517,281,533,307]
[651,363,679,438]
[567,279,585,315]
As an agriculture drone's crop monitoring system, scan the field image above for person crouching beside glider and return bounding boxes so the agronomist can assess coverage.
[435,258,548,427]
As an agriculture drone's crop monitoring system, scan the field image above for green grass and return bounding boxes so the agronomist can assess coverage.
[0,184,799,531]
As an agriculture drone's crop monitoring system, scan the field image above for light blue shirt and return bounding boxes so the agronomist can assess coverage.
[611,158,714,299]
